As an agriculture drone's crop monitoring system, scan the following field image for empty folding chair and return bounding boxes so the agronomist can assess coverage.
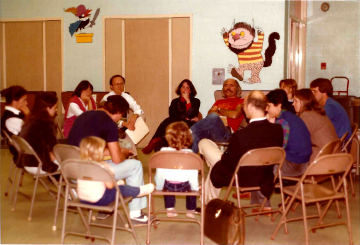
[60,159,140,244]
[271,153,353,245]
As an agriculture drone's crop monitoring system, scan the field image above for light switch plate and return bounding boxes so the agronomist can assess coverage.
[212,68,225,85]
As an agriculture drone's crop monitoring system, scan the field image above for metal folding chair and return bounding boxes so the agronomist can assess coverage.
[52,144,80,231]
[146,151,205,245]
[11,135,60,221]
[60,159,140,244]
[271,153,353,245]
[222,147,286,221]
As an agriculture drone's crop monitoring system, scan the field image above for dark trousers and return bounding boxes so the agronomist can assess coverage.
[164,180,197,210]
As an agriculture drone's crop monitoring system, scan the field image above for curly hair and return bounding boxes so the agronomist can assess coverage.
[80,136,106,162]
[175,79,197,98]
[279,79,298,97]
[165,121,193,150]
[310,78,333,97]
[294,89,326,116]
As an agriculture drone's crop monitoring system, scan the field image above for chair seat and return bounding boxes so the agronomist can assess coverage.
[152,190,200,197]
[283,184,344,203]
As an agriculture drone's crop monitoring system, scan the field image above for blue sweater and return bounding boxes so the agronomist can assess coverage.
[324,97,352,141]
[278,111,312,164]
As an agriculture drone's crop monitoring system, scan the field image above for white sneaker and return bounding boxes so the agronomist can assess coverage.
[137,183,155,197]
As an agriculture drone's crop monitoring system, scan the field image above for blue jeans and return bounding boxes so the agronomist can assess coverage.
[106,159,147,211]
[80,185,140,206]
[190,113,232,153]
[164,180,197,210]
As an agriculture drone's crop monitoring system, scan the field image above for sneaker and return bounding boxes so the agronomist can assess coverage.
[186,211,195,218]
[130,211,148,223]
[97,211,114,220]
[137,183,155,197]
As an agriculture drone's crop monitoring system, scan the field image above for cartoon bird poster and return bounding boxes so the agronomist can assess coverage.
[65,4,100,42]
[222,20,280,84]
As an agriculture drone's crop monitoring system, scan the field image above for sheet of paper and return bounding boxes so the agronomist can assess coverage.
[220,116,228,126]
[125,117,149,144]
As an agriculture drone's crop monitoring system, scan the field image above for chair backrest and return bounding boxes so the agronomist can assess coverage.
[342,123,358,152]
[53,144,80,163]
[11,135,42,167]
[2,130,13,145]
[339,131,349,145]
[61,159,116,184]
[237,147,286,168]
[315,138,341,159]
[148,151,203,171]
[303,154,352,181]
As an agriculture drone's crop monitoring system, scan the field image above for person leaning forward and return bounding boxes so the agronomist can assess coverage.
[199,90,283,205]
[67,95,149,223]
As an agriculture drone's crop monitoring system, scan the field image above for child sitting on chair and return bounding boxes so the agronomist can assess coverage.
[155,121,199,218]
[78,136,154,206]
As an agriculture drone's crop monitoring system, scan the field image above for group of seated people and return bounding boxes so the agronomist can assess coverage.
[1,75,353,222]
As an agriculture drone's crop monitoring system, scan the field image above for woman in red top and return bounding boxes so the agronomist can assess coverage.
[142,79,201,154]
[63,80,97,137]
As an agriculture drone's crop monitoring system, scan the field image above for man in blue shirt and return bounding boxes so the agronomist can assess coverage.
[310,78,352,142]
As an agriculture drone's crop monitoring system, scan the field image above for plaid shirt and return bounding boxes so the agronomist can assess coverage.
[275,110,290,149]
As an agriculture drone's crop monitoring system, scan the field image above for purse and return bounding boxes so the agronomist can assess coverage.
[205,198,246,245]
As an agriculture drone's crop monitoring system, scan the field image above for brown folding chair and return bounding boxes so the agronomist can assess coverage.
[11,135,60,221]
[222,147,286,220]
[60,159,140,244]
[2,130,25,204]
[52,144,81,231]
[275,138,342,218]
[271,153,353,245]
[146,151,205,245]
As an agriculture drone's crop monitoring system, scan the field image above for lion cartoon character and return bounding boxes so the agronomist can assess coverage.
[221,20,280,84]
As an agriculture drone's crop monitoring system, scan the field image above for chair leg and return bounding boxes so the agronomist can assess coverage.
[200,192,205,245]
[9,166,18,205]
[53,175,63,231]
[111,208,118,245]
[349,174,355,197]
[5,161,15,197]
[331,176,342,218]
[28,175,40,221]
[300,185,309,245]
[119,197,140,244]
[61,187,69,244]
[19,171,25,187]
[343,180,354,245]
[146,193,152,244]
[12,169,23,212]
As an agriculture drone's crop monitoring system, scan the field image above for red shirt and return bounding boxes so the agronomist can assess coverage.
[213,97,244,132]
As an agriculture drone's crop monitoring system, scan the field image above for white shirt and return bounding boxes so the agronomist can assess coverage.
[4,106,24,135]
[101,91,144,127]
[155,147,199,191]
[66,98,88,118]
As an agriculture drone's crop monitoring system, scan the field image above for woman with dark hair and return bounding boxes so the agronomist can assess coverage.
[1,86,29,161]
[20,92,60,174]
[63,80,96,137]
[142,79,201,154]
[293,89,338,162]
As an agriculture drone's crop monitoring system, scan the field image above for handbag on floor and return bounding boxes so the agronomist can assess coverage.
[205,198,246,245]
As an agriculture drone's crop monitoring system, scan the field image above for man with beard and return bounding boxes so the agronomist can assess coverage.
[190,78,244,153]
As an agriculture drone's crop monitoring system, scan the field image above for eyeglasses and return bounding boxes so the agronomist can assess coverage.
[112,83,124,87]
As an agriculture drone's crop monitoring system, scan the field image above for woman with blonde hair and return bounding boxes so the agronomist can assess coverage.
[293,89,338,162]
[78,136,154,206]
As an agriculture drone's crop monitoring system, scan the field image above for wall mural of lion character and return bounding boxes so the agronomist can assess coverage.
[222,20,280,84]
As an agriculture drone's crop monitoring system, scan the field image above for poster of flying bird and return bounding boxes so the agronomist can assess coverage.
[65,4,100,37]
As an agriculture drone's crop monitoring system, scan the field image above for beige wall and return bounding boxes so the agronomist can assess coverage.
[306,1,360,96]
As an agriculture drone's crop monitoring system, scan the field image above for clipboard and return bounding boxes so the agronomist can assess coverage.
[125,117,149,144]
